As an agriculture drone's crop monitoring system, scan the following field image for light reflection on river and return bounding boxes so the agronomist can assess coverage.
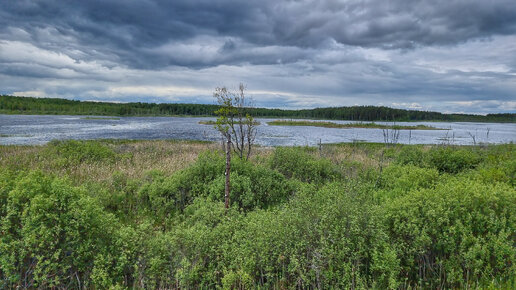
[0,114,514,146]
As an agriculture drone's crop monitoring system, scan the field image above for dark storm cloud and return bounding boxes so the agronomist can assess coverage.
[1,0,515,114]
[2,0,516,68]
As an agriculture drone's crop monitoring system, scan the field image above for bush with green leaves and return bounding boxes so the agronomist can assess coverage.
[269,147,341,183]
[225,182,399,289]
[1,143,515,288]
[376,164,439,201]
[137,151,295,221]
[395,145,426,167]
[0,171,134,288]
[384,177,516,288]
[427,146,482,173]
[134,198,238,288]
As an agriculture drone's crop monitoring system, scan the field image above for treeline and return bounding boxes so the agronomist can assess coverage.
[0,95,219,116]
[1,95,515,122]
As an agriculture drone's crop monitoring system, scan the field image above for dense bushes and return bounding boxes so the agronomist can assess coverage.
[395,145,484,174]
[427,146,483,173]
[1,142,515,288]
[136,152,295,222]
[269,147,341,183]
[385,178,516,288]
[0,171,131,288]
[225,183,400,288]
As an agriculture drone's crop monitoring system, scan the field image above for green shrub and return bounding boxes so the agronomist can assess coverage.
[135,199,237,288]
[87,171,142,221]
[1,142,514,288]
[48,140,117,166]
[206,159,295,211]
[427,147,482,173]
[137,151,295,220]
[0,171,132,288]
[269,147,341,183]
[0,169,18,217]
[384,178,516,288]
[396,145,426,167]
[376,164,439,201]
[226,183,399,289]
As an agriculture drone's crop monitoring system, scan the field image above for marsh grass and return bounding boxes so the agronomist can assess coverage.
[0,140,223,184]
[199,120,261,125]
[267,120,443,130]
[81,117,120,120]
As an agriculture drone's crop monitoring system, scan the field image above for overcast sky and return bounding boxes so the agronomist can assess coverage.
[1,0,515,114]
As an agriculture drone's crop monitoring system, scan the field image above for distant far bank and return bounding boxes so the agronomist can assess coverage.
[1,95,515,123]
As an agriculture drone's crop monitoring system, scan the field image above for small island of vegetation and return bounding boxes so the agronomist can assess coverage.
[81,116,120,120]
[267,119,444,130]
[199,120,261,125]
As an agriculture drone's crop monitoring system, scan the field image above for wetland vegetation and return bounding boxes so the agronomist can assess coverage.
[1,139,515,288]
[267,120,443,130]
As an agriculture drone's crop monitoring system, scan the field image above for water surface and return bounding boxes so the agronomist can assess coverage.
[1,114,514,146]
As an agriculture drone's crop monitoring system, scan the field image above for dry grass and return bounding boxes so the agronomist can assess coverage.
[1,140,416,186]
[0,140,276,185]
[0,140,218,184]
[323,144,381,167]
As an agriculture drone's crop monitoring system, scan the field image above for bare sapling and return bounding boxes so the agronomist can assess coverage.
[214,83,257,210]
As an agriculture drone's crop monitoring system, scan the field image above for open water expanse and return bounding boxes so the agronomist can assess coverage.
[0,114,515,146]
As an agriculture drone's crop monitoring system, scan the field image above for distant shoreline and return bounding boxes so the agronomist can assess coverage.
[1,95,515,123]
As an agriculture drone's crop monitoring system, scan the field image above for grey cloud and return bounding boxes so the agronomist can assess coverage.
[2,0,516,68]
[1,0,515,114]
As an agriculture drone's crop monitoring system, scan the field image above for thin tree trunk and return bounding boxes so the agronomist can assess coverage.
[225,136,231,210]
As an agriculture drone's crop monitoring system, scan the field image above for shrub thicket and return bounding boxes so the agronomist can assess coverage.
[427,146,483,173]
[269,147,341,184]
[1,141,515,288]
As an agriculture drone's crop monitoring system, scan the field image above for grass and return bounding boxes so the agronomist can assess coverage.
[81,117,121,120]
[0,139,389,185]
[0,140,221,185]
[267,120,444,130]
[0,134,33,137]
[199,120,261,125]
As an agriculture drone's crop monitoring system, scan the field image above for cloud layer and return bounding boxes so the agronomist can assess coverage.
[1,0,515,113]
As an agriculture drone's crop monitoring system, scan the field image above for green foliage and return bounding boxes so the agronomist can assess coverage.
[1,143,515,288]
[225,182,399,288]
[396,145,426,167]
[427,146,483,173]
[136,151,294,222]
[0,171,134,288]
[384,178,516,288]
[269,147,341,183]
[376,164,439,201]
[47,140,118,166]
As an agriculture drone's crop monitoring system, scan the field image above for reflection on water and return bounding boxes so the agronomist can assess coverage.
[0,114,515,146]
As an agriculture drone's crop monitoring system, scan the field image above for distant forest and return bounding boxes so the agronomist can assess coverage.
[1,95,515,122]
